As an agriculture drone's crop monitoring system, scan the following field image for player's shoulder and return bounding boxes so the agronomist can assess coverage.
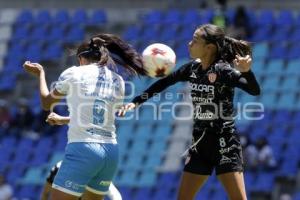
[60,66,78,76]
[178,59,200,72]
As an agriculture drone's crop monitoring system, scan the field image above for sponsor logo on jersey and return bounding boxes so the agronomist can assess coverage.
[190,72,197,78]
[189,83,214,94]
[208,73,217,83]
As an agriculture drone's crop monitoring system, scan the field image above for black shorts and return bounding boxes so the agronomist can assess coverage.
[184,129,244,175]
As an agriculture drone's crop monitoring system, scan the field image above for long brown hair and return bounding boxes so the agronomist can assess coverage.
[197,24,251,63]
[76,33,147,76]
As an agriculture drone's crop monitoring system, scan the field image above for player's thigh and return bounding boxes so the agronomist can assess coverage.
[217,171,247,200]
[177,172,209,200]
[51,188,79,200]
[81,190,104,200]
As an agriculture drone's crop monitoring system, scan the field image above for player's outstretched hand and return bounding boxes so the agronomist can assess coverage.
[233,54,252,73]
[46,112,66,126]
[117,103,136,117]
[23,61,44,77]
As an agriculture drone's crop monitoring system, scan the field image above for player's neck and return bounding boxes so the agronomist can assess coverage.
[201,55,216,70]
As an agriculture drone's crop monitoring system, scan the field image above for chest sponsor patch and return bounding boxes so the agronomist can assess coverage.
[208,73,217,83]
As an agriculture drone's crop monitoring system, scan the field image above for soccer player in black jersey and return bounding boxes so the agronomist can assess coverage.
[118,24,260,200]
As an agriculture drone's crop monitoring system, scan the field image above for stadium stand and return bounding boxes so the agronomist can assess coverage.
[0,7,299,200]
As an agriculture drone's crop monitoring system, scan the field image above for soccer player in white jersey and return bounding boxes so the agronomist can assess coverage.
[23,34,146,200]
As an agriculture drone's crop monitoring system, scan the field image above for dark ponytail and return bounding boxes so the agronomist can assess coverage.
[76,34,147,76]
[218,36,251,63]
[198,24,252,63]
[76,37,114,66]
[94,33,147,76]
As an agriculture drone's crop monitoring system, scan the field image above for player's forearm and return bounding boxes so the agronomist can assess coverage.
[237,70,261,96]
[38,71,51,110]
[59,116,70,124]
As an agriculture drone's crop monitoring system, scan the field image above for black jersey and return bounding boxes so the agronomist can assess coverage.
[132,59,260,137]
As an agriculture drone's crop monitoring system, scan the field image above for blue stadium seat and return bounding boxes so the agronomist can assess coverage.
[30,150,50,165]
[159,25,178,41]
[289,27,300,42]
[295,13,300,27]
[31,25,49,41]
[269,27,290,42]
[123,25,142,41]
[259,92,277,108]
[286,59,300,75]
[144,153,161,168]
[266,59,284,75]
[34,10,52,25]
[48,25,66,41]
[142,10,163,25]
[287,44,300,60]
[279,76,299,91]
[53,9,70,25]
[65,26,84,43]
[12,25,31,40]
[19,167,46,184]
[257,9,274,26]
[253,172,274,192]
[137,172,157,187]
[117,171,137,186]
[262,76,280,91]
[251,27,272,42]
[88,9,107,25]
[140,26,160,42]
[129,140,149,154]
[163,10,181,24]
[25,43,43,61]
[275,10,294,27]
[71,9,88,25]
[133,188,152,200]
[152,187,170,200]
[134,124,153,140]
[153,124,171,141]
[252,43,268,60]
[199,9,214,24]
[6,165,26,184]
[176,43,189,59]
[277,93,296,109]
[182,9,200,25]
[0,73,16,91]
[279,156,298,176]
[294,192,300,200]
[43,42,63,60]
[269,43,287,59]
[15,9,34,24]
[178,25,196,41]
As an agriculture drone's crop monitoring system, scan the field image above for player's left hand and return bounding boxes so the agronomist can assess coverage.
[23,61,44,77]
[233,54,251,72]
[46,112,65,126]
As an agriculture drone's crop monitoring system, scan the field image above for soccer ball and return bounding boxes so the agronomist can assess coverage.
[142,43,176,78]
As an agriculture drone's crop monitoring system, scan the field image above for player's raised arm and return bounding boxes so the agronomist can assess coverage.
[23,61,65,111]
[233,54,260,95]
[117,61,194,117]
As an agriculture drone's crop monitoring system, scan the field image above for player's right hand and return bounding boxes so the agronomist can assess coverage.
[117,103,136,117]
[46,112,65,126]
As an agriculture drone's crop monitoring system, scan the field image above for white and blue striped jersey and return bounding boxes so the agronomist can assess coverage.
[55,63,124,144]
